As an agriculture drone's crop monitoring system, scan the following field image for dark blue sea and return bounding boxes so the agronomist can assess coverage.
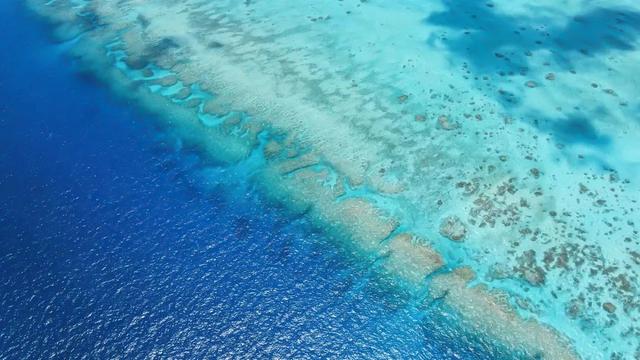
[0,3,506,359]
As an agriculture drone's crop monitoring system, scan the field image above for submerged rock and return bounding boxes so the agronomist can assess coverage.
[437,115,458,130]
[184,98,200,108]
[156,75,178,87]
[522,267,546,286]
[439,216,467,241]
[565,298,584,319]
[530,167,540,178]
[384,233,444,284]
[263,140,282,158]
[141,68,154,78]
[125,56,148,70]
[514,250,546,286]
[174,86,192,100]
[487,263,511,281]
[602,302,617,314]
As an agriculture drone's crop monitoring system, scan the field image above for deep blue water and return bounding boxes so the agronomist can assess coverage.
[0,3,505,359]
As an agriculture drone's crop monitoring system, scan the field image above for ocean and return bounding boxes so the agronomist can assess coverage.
[0,2,508,359]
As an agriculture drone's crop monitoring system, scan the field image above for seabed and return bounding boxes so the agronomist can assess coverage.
[27,0,640,359]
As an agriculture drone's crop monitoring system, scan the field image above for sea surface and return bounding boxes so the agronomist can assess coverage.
[0,3,509,359]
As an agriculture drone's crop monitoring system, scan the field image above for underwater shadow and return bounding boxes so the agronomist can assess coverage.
[426,1,640,74]
[544,114,611,147]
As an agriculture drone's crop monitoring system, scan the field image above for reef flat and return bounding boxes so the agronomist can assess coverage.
[28,0,640,359]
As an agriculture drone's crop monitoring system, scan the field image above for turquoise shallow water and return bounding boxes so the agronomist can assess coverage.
[9,0,640,358]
